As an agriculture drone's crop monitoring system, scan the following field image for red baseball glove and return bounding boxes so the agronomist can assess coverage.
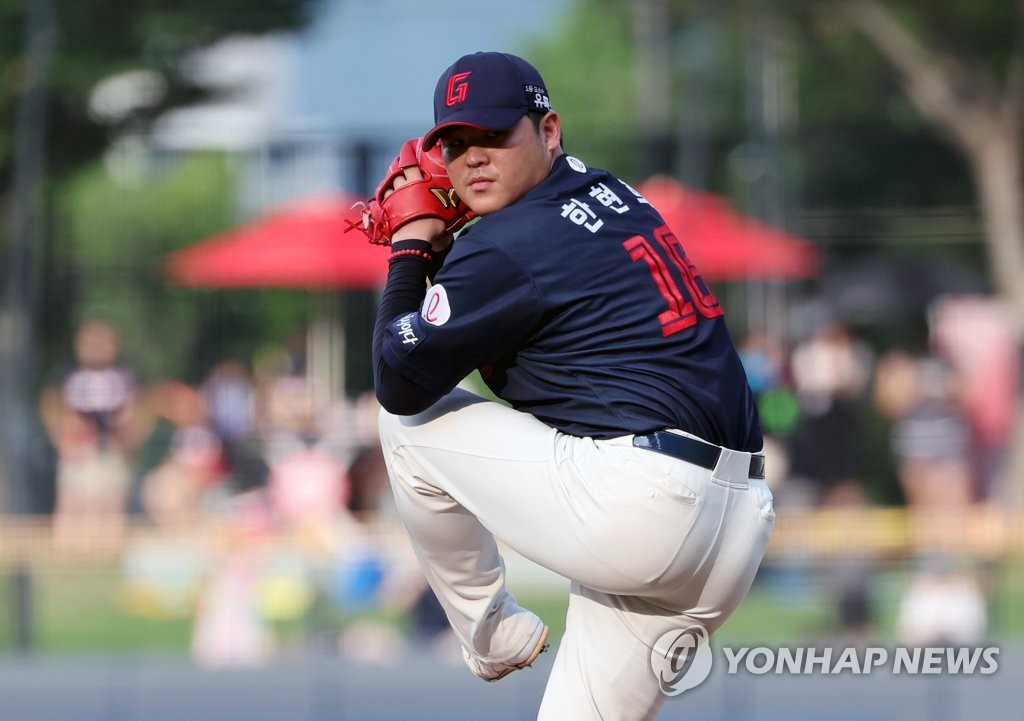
[347,137,474,245]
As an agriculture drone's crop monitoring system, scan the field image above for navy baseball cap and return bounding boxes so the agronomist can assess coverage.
[422,52,553,149]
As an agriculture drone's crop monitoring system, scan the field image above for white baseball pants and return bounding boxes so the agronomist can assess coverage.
[378,388,775,720]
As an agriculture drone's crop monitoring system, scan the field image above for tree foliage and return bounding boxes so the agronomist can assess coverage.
[0,0,321,196]
[1,0,323,373]
[525,0,638,175]
[527,0,973,205]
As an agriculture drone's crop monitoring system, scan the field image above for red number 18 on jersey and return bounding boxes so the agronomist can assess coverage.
[624,225,723,336]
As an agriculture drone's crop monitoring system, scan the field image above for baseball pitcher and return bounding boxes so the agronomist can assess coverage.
[353,51,775,720]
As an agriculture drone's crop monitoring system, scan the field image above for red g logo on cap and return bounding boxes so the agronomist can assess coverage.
[446,71,472,106]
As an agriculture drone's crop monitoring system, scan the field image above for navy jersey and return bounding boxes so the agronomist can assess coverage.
[375,154,762,450]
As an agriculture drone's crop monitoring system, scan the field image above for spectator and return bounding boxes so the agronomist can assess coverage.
[787,320,877,638]
[39,319,148,552]
[875,349,988,657]
[875,350,978,522]
[201,360,264,492]
[191,489,276,668]
[257,363,349,556]
[787,320,873,505]
[140,380,226,532]
[202,360,256,446]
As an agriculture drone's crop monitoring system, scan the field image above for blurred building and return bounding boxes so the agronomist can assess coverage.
[139,0,571,203]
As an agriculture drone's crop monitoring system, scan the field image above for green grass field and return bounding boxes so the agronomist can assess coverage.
[1,554,1021,654]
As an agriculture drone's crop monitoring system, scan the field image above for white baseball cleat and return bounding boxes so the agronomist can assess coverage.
[463,624,550,682]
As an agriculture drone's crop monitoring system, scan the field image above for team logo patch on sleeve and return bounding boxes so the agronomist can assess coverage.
[421,284,451,326]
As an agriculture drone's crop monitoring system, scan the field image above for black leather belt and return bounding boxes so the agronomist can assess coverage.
[633,431,765,480]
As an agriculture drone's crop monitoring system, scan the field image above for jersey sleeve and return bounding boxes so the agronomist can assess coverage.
[374,238,543,413]
[371,241,439,415]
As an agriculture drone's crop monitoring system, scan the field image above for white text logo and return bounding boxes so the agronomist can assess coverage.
[396,313,419,345]
[722,646,1000,676]
[650,633,1002,697]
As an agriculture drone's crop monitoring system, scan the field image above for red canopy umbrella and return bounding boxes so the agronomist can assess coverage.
[637,176,820,281]
[164,193,388,289]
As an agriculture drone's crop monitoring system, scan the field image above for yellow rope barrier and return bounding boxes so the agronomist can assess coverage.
[0,506,1021,568]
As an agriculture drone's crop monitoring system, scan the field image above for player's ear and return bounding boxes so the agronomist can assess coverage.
[540,112,561,151]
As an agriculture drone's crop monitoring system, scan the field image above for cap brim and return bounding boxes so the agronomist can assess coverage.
[422,107,529,149]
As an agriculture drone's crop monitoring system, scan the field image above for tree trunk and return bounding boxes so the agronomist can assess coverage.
[970,134,1024,510]
[971,130,1024,324]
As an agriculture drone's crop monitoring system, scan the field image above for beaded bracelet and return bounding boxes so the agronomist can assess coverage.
[389,248,434,263]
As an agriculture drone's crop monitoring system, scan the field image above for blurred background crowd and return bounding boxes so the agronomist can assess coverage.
[0,0,1022,699]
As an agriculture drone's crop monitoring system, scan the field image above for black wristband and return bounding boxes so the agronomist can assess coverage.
[390,239,434,254]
